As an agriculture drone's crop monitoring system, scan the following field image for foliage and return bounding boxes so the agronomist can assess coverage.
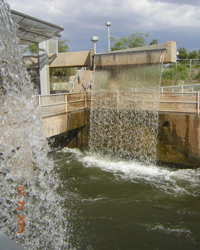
[149,39,158,45]
[193,70,200,80]
[161,64,189,86]
[188,50,198,59]
[110,32,150,51]
[24,38,69,54]
[177,47,188,59]
[24,44,39,55]
[58,38,70,52]
[50,68,76,83]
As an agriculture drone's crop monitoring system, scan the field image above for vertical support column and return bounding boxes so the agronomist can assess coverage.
[65,93,68,112]
[39,40,50,95]
[198,91,200,115]
[38,95,41,106]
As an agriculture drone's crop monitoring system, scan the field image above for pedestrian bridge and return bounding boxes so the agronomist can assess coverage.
[39,91,200,138]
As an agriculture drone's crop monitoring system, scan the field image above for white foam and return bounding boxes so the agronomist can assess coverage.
[66,150,200,196]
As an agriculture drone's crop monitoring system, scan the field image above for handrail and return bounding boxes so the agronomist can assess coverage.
[69,67,87,92]
[38,92,91,117]
[160,84,200,93]
[37,91,200,117]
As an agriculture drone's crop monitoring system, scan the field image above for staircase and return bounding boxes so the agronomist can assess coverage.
[73,70,93,92]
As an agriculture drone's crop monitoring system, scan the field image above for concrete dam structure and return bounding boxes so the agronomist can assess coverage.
[37,41,200,167]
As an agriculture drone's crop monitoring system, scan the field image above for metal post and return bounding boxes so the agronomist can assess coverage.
[91,36,99,54]
[38,95,41,106]
[161,87,163,97]
[65,93,68,112]
[105,22,111,52]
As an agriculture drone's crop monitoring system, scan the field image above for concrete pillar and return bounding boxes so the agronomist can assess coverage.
[39,40,50,95]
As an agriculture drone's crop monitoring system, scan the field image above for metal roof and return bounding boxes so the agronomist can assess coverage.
[11,9,64,45]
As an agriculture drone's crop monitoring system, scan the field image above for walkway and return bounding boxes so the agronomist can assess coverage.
[38,91,200,138]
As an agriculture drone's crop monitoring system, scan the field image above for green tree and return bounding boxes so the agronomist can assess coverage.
[24,38,69,54]
[110,32,150,51]
[24,43,39,55]
[177,47,188,59]
[58,38,69,52]
[149,39,158,45]
[188,50,198,59]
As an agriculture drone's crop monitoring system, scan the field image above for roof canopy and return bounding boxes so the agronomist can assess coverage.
[11,9,64,45]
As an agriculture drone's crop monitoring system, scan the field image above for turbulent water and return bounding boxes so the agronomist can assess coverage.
[89,53,165,163]
[52,148,200,250]
[0,1,71,249]
[1,1,200,250]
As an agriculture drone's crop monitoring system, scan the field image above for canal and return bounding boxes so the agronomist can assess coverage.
[51,147,200,250]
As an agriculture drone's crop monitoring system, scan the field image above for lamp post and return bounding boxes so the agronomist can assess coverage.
[105,21,111,52]
[91,36,99,54]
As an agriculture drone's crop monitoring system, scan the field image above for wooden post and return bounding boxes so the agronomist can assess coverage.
[198,92,200,115]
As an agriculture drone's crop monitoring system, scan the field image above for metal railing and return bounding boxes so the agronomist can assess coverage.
[176,59,200,70]
[159,92,200,114]
[36,91,200,117]
[160,84,200,93]
[36,92,91,118]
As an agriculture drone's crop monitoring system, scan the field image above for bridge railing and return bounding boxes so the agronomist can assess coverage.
[159,92,200,114]
[160,84,200,93]
[36,91,200,117]
[36,92,91,118]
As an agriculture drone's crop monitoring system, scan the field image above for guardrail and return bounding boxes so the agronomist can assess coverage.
[160,84,200,93]
[36,92,91,118]
[160,92,200,114]
[36,91,200,117]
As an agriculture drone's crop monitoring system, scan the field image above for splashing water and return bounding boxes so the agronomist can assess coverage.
[89,51,165,163]
[0,1,71,249]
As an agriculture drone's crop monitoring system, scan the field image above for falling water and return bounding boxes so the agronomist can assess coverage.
[89,50,165,163]
[0,1,71,249]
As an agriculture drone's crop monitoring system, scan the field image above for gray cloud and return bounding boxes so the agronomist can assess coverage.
[6,0,200,52]
[149,0,200,6]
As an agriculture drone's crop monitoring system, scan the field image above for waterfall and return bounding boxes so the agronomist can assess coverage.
[0,1,70,249]
[89,50,165,163]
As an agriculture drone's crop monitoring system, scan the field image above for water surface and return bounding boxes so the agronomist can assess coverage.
[52,148,200,250]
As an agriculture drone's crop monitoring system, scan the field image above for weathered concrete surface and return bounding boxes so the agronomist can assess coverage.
[95,41,176,67]
[23,49,94,69]
[45,108,200,168]
[42,109,88,138]
[48,110,90,149]
[157,113,200,167]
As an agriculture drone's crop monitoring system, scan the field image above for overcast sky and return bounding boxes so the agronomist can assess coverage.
[7,0,200,53]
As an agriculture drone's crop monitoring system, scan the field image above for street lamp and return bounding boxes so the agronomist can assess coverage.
[105,21,111,52]
[91,36,99,54]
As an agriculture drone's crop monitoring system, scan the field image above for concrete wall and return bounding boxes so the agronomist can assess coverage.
[42,109,89,138]
[157,113,200,167]
[47,109,200,168]
[48,110,90,149]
